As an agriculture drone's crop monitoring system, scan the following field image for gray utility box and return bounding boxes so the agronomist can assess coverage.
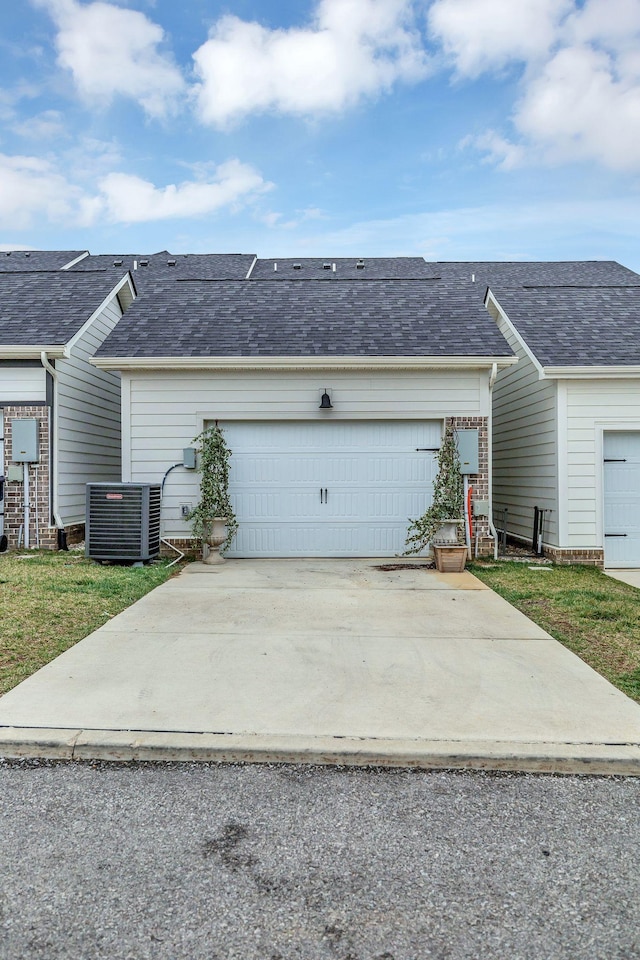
[456,429,479,475]
[86,483,161,562]
[11,419,39,462]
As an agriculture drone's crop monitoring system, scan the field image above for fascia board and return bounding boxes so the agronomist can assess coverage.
[543,365,640,379]
[90,355,519,372]
[485,289,546,380]
[64,273,136,356]
[0,345,66,359]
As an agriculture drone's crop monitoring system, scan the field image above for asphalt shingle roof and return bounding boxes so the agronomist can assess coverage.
[490,285,640,366]
[0,271,128,346]
[250,257,439,280]
[0,250,88,271]
[76,252,256,287]
[95,279,513,359]
[434,260,640,287]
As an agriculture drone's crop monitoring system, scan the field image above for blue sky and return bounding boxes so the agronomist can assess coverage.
[1,0,640,268]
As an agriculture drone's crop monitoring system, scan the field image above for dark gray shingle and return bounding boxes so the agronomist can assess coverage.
[0,271,128,345]
[491,285,640,366]
[0,250,88,271]
[95,279,513,359]
[434,260,640,287]
[251,257,438,280]
[76,252,256,287]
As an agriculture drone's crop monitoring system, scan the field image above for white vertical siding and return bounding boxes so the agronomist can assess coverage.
[565,378,640,548]
[0,366,46,403]
[55,299,123,524]
[491,317,559,545]
[124,368,488,539]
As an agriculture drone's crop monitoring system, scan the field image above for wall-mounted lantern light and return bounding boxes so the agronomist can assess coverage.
[319,389,333,409]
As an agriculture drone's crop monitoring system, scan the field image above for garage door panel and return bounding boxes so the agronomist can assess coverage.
[225,420,440,557]
[603,431,640,566]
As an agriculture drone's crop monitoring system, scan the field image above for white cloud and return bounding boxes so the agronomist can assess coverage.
[0,152,271,228]
[12,109,66,140]
[192,0,429,127]
[428,0,571,77]
[0,153,86,228]
[462,131,526,170]
[35,0,185,117]
[97,160,272,223]
[514,44,640,170]
[431,0,640,172]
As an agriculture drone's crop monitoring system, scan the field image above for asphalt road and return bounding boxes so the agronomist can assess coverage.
[0,761,638,960]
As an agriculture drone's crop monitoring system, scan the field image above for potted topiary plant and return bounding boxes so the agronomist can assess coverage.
[188,423,238,564]
[405,423,467,571]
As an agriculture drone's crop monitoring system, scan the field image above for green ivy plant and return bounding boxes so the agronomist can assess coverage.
[405,423,464,555]
[188,423,238,551]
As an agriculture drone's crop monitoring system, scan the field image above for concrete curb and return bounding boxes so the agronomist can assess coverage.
[1,727,639,776]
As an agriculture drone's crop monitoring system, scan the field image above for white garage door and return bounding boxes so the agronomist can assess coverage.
[224,421,440,557]
[603,431,640,567]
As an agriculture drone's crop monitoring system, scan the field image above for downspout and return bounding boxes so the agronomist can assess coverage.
[487,362,499,560]
[40,351,66,541]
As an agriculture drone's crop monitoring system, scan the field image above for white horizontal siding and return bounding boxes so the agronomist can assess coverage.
[0,367,46,403]
[491,319,558,545]
[55,298,123,525]
[565,378,640,548]
[125,368,487,539]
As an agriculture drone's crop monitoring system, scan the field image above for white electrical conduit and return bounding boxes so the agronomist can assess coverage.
[23,462,30,548]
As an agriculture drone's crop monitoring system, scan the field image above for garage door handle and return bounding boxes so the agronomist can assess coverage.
[416,447,439,452]
[604,458,627,462]
[605,533,628,537]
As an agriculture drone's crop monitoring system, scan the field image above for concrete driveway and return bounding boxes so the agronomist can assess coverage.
[1,559,639,773]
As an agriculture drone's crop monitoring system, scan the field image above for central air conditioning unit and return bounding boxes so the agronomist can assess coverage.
[86,483,161,562]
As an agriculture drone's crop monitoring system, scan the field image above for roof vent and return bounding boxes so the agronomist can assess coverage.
[139,259,149,266]
[356,259,365,269]
[24,252,30,258]
[273,262,277,272]
[113,259,123,266]
[293,263,302,270]
[323,262,331,270]
[167,259,176,266]
[5,252,11,257]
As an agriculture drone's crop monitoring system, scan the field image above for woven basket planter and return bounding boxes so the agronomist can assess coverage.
[433,544,468,573]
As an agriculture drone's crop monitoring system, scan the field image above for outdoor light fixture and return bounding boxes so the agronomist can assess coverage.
[319,389,333,409]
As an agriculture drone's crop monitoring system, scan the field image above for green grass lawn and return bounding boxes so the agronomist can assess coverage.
[469,561,640,703]
[0,551,180,694]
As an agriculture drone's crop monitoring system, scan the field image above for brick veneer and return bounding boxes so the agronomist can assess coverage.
[447,415,493,557]
[2,408,88,550]
[3,407,55,548]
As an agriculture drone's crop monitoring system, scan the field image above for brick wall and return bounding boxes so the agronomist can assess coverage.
[447,415,493,556]
[3,407,55,549]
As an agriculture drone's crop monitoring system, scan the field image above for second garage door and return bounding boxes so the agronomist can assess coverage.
[604,430,640,567]
[224,421,441,557]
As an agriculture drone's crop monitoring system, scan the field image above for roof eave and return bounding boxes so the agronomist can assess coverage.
[543,365,640,379]
[0,345,66,360]
[90,355,518,372]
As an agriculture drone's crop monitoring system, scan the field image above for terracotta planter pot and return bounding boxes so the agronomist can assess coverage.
[202,517,228,565]
[433,544,467,573]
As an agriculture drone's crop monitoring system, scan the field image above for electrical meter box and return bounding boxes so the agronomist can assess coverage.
[11,419,39,462]
[456,429,479,475]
